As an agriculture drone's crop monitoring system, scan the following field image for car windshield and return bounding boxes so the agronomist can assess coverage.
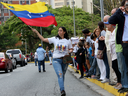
[7,50,20,54]
[0,53,4,57]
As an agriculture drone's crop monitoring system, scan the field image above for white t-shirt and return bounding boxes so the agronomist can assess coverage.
[73,45,78,53]
[48,37,73,58]
[109,29,117,61]
[94,38,99,55]
[34,52,38,59]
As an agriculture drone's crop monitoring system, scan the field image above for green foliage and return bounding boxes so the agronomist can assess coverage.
[0,5,101,52]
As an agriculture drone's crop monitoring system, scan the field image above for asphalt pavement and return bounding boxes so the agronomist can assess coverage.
[0,62,110,96]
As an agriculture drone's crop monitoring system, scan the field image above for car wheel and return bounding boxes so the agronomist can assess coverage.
[20,61,23,67]
[5,65,9,73]
[15,65,17,69]
[10,67,13,72]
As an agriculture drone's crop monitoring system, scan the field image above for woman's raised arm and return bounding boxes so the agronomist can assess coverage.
[30,26,49,43]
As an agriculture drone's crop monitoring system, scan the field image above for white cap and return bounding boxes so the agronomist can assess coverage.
[79,37,84,40]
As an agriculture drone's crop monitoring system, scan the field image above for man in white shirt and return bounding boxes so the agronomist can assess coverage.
[34,52,38,66]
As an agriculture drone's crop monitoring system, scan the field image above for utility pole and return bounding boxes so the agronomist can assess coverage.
[100,0,104,21]
[72,0,76,37]
[0,0,4,23]
[8,0,10,19]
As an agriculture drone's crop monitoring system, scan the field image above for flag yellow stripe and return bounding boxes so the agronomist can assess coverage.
[0,2,48,13]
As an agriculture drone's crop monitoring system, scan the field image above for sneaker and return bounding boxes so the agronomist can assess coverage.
[119,88,128,93]
[101,78,109,83]
[84,74,91,78]
[98,79,103,81]
[39,71,41,72]
[118,87,124,92]
[61,90,66,96]
[50,63,52,65]
[79,76,84,79]
[43,70,46,72]
[114,84,122,89]
[109,82,116,86]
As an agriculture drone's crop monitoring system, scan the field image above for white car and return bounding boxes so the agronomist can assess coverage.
[6,49,25,67]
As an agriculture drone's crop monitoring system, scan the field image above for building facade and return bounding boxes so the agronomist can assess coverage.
[0,0,36,24]
[37,0,93,13]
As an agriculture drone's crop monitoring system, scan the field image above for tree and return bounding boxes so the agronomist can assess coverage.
[1,5,101,52]
[0,24,19,52]
[93,0,123,15]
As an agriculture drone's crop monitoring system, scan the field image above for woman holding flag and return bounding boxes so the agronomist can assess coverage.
[31,26,73,96]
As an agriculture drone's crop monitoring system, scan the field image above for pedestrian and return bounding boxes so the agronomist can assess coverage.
[104,15,117,85]
[31,26,73,96]
[108,1,128,92]
[76,41,85,79]
[48,48,53,65]
[34,52,38,66]
[36,44,46,73]
[104,21,122,89]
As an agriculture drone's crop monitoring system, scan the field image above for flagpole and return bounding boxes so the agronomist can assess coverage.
[72,0,76,37]
[40,27,43,46]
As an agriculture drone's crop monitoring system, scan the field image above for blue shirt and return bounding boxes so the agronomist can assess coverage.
[89,47,94,58]
[48,50,52,57]
[123,12,128,41]
[36,47,46,61]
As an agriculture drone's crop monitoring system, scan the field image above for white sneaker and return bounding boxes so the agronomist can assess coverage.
[101,78,109,83]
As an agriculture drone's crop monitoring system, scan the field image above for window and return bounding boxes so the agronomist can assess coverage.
[20,1,25,4]
[7,50,20,54]
[4,16,9,21]
[67,2,69,5]
[4,9,8,13]
[26,1,29,4]
[55,2,63,6]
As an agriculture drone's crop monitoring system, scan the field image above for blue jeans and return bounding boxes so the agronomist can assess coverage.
[88,57,97,75]
[38,59,45,71]
[52,58,68,91]
[88,54,94,66]
[35,58,38,66]
[117,52,128,88]
[103,52,110,79]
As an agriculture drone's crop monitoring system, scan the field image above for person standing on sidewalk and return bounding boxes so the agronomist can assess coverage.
[34,52,38,66]
[48,49,53,65]
[36,44,46,73]
[31,26,73,96]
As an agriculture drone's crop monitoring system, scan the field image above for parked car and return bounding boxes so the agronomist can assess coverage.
[23,55,27,65]
[0,52,13,73]
[7,53,17,69]
[6,49,25,67]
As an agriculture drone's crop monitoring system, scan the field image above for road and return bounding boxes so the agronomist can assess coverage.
[0,63,101,96]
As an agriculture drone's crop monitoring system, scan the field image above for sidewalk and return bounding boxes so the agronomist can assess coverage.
[68,65,127,96]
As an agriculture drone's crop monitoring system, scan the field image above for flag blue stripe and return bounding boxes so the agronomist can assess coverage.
[10,10,55,19]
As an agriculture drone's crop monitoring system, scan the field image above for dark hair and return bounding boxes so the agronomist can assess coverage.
[56,27,69,40]
[90,33,96,39]
[121,0,128,6]
[78,41,84,48]
[82,28,90,34]
[98,21,105,31]
[85,42,90,46]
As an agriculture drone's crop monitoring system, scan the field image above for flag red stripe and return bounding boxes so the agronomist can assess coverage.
[19,16,57,27]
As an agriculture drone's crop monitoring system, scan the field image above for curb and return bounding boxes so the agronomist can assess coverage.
[68,65,127,96]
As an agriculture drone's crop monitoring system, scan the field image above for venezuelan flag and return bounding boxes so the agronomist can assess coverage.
[1,2,57,27]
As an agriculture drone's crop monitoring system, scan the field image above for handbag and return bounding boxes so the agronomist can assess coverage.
[97,50,104,59]
[97,47,105,59]
[63,54,73,64]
